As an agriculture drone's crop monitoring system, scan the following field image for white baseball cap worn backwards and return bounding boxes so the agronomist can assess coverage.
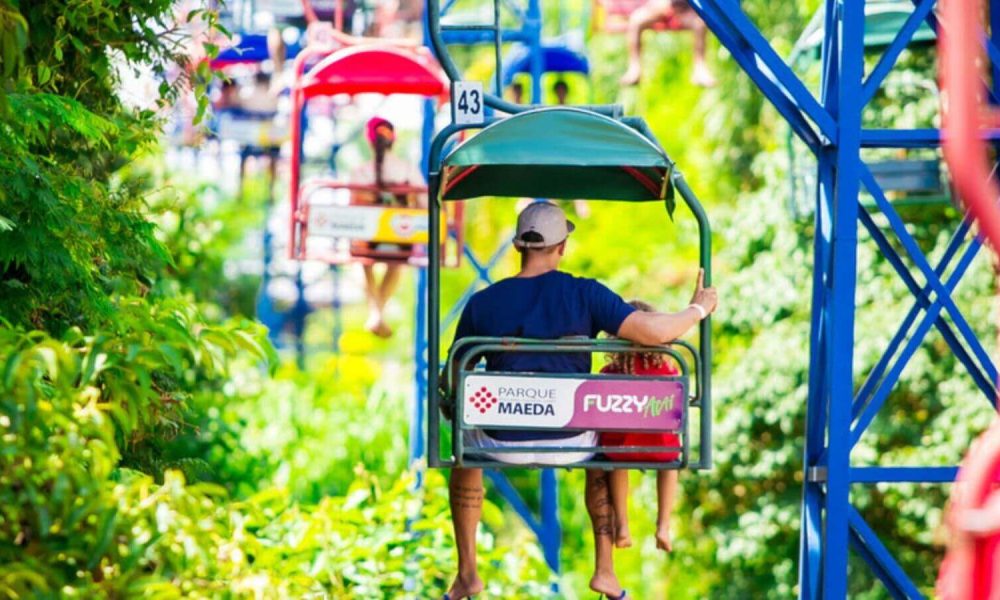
[513,201,576,248]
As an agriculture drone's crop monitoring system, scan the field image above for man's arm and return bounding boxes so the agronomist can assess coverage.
[617,307,703,346]
[616,269,718,346]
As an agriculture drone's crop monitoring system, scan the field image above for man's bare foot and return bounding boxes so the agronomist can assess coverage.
[590,571,625,598]
[655,523,673,552]
[614,523,632,548]
[446,574,484,600]
[691,63,717,88]
[620,64,642,86]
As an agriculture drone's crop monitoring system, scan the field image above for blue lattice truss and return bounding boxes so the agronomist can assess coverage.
[687,0,998,596]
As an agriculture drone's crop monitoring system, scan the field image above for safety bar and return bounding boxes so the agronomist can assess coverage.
[438,339,695,470]
[441,337,699,409]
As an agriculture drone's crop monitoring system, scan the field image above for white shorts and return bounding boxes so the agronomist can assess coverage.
[463,428,597,465]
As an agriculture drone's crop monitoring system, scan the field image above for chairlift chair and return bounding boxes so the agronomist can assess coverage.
[500,43,591,102]
[426,107,712,470]
[209,33,301,153]
[288,44,465,266]
[786,0,947,218]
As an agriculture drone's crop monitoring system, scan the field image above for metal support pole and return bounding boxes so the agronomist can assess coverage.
[539,468,561,575]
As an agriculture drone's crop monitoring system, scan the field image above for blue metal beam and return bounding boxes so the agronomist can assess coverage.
[690,1,828,150]
[692,0,836,140]
[848,224,988,449]
[847,522,911,600]
[849,216,975,423]
[861,167,998,386]
[847,506,925,599]
[850,466,958,483]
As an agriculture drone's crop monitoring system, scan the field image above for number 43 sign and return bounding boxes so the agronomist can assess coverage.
[452,81,484,125]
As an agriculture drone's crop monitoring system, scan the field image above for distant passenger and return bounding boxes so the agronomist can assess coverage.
[349,117,426,338]
[620,0,716,87]
[510,81,524,104]
[553,79,569,105]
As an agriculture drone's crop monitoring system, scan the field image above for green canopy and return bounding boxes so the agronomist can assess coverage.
[792,1,936,62]
[440,107,672,202]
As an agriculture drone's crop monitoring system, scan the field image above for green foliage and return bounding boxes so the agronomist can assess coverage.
[3,0,994,597]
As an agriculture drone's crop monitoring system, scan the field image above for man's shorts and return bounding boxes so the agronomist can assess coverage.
[463,429,597,465]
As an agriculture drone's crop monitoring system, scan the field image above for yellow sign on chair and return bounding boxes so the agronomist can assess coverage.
[308,205,445,244]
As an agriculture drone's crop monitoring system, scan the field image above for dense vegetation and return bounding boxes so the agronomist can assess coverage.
[1,0,995,598]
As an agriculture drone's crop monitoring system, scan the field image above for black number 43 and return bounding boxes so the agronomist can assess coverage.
[458,89,481,114]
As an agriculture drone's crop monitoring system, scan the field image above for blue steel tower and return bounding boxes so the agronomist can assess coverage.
[690,0,997,596]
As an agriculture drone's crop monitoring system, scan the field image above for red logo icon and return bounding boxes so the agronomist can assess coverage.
[470,386,497,414]
[394,216,414,235]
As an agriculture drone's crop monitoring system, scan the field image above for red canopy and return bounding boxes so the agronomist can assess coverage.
[298,45,449,100]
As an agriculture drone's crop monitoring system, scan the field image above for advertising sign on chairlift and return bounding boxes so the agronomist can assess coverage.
[452,81,485,126]
[308,205,445,244]
[462,374,685,432]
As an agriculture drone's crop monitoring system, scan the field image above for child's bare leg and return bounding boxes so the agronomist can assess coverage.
[655,469,679,552]
[608,469,632,548]
[680,10,716,87]
[363,264,382,333]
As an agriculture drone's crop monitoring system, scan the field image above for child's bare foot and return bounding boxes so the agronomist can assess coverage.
[590,571,625,598]
[445,573,484,600]
[614,523,632,548]
[620,63,642,86]
[655,522,673,552]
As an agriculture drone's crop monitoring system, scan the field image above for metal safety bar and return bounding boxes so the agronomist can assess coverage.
[441,338,693,470]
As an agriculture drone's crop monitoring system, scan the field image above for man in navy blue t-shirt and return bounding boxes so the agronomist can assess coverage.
[445,202,718,600]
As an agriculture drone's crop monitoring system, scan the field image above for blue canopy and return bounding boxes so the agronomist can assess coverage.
[212,33,303,68]
[501,44,589,87]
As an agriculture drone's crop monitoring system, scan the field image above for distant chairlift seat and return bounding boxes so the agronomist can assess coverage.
[213,107,290,150]
[288,44,464,266]
[427,107,713,470]
[787,1,946,214]
[208,33,302,152]
[500,43,590,88]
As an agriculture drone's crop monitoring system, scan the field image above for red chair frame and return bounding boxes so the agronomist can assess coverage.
[288,43,463,266]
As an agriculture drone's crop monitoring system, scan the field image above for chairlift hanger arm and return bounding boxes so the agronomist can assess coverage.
[425,0,621,116]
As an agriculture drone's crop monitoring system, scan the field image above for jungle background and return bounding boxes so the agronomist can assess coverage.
[0,0,996,597]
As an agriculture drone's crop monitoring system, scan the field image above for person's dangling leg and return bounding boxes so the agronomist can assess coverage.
[369,264,401,338]
[587,470,625,598]
[363,264,385,336]
[655,469,679,552]
[447,468,486,599]
[608,469,633,548]
[678,5,716,87]
[620,0,672,86]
